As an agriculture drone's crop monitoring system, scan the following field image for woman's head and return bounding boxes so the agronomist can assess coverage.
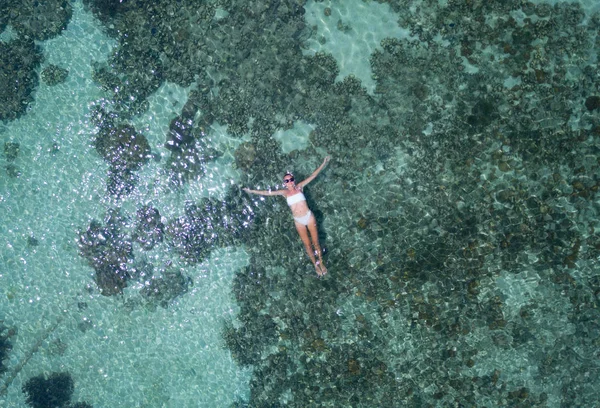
[283,172,295,185]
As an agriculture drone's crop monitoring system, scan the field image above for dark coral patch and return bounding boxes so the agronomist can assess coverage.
[0,39,43,122]
[165,116,194,152]
[4,142,20,162]
[77,210,133,296]
[133,205,165,251]
[94,125,151,171]
[585,96,600,111]
[165,188,256,263]
[41,64,69,86]
[7,0,73,41]
[22,372,74,408]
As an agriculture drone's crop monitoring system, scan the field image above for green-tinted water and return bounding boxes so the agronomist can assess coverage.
[1,0,600,407]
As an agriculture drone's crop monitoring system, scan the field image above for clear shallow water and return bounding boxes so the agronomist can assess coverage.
[1,2,249,407]
[1,0,600,407]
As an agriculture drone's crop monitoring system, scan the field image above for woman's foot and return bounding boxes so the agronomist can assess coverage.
[315,262,327,277]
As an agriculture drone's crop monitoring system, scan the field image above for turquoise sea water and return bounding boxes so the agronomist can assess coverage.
[1,0,600,407]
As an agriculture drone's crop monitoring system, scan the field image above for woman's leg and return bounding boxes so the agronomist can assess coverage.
[307,215,326,275]
[294,221,322,275]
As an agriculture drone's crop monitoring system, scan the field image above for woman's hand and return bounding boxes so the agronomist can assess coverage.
[242,188,251,193]
[324,155,331,164]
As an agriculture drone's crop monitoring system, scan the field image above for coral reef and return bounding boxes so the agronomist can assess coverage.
[22,371,93,408]
[94,124,151,172]
[22,372,73,408]
[4,0,72,41]
[41,65,69,86]
[0,6,6,33]
[585,95,600,111]
[164,186,256,263]
[0,39,43,121]
[165,136,219,187]
[219,2,600,406]
[233,142,257,173]
[105,167,138,198]
[132,205,164,251]
[165,116,195,152]
[70,403,93,408]
[92,119,151,196]
[5,164,21,178]
[77,209,133,296]
[3,141,19,162]
[140,268,191,309]
[66,0,600,405]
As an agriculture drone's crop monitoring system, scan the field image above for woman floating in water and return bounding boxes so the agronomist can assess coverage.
[243,156,331,276]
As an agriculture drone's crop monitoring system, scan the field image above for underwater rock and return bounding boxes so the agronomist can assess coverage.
[410,83,429,101]
[181,90,207,122]
[41,64,69,86]
[498,161,511,172]
[22,372,74,408]
[165,207,215,262]
[585,96,600,111]
[94,125,151,171]
[133,205,164,250]
[0,39,43,121]
[4,141,20,162]
[8,0,73,41]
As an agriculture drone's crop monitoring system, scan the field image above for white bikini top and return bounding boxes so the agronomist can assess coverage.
[287,192,306,206]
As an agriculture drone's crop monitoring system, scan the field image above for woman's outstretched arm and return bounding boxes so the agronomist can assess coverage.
[297,156,331,188]
[243,188,285,196]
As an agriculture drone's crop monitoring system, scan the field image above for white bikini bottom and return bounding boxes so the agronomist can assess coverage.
[293,210,312,226]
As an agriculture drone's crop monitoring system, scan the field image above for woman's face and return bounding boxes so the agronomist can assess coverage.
[283,175,295,187]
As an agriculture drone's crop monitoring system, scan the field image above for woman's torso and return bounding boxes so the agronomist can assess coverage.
[285,188,309,217]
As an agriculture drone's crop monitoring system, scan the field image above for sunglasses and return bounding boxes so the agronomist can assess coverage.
[283,177,294,184]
